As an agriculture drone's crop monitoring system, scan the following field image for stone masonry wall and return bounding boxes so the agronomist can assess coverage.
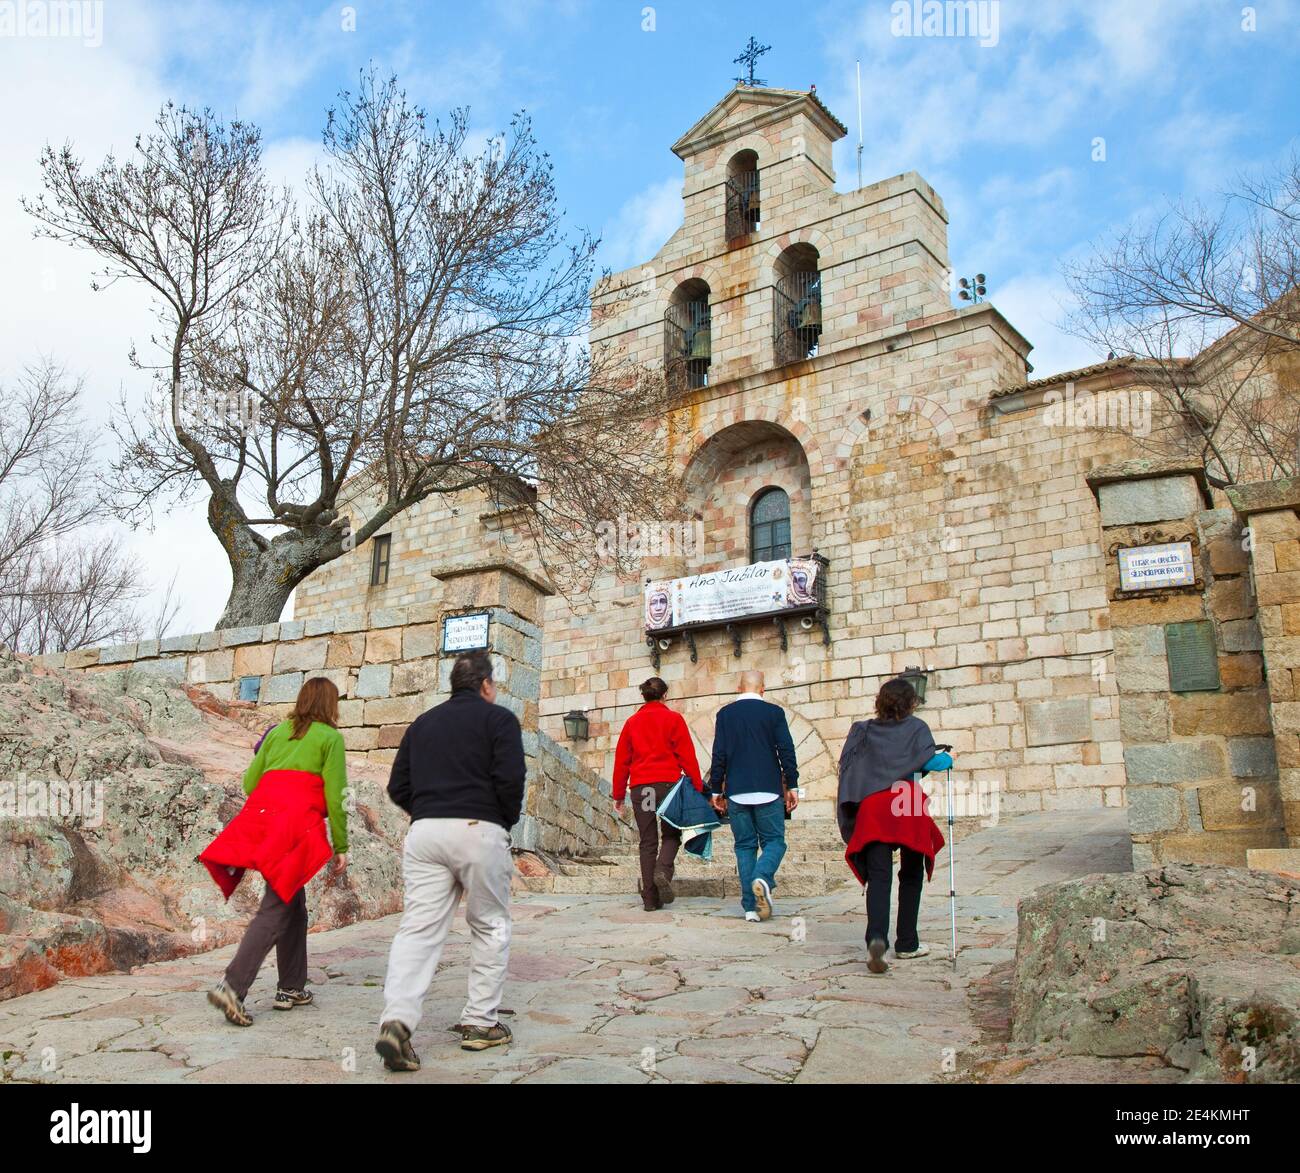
[35,573,626,857]
[1226,478,1300,855]
[1090,460,1287,867]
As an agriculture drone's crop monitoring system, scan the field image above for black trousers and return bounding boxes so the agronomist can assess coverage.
[224,883,308,999]
[859,841,925,953]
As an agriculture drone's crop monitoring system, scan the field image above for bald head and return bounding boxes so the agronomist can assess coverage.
[737,670,765,695]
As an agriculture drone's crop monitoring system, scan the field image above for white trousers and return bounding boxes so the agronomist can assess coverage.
[381,817,513,1031]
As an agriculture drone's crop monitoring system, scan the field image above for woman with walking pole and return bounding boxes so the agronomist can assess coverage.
[836,677,951,975]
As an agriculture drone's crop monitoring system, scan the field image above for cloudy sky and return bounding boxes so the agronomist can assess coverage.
[1,0,1297,633]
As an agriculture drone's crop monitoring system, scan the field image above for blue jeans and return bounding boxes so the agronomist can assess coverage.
[728,797,787,912]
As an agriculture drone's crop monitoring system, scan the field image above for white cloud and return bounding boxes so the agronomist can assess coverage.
[598,176,682,273]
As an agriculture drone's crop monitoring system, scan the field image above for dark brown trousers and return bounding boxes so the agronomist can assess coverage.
[631,782,681,908]
[225,883,308,999]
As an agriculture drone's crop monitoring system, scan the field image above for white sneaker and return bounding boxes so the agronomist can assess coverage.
[894,943,931,960]
[751,877,773,921]
[744,911,761,923]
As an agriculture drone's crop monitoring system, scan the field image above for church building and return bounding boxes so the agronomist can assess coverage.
[292,82,1143,828]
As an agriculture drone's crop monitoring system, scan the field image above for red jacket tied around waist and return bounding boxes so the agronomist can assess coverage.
[612,701,704,802]
[200,769,333,903]
[845,778,946,882]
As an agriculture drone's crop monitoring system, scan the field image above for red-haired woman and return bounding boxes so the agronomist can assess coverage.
[201,676,349,1024]
[612,677,706,911]
[837,677,951,975]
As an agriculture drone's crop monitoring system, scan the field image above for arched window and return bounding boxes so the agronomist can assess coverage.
[774,243,822,365]
[750,487,792,562]
[725,150,760,240]
[664,278,711,390]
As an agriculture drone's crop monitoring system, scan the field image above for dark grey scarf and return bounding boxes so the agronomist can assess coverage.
[836,715,938,842]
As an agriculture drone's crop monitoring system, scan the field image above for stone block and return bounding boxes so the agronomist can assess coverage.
[342,726,379,752]
[188,650,234,684]
[279,620,306,641]
[392,660,432,695]
[1124,740,1227,785]
[327,633,366,668]
[221,626,263,647]
[273,638,329,673]
[98,642,138,664]
[365,628,403,663]
[1197,780,1283,831]
[1229,737,1279,779]
[1111,626,1169,692]
[1119,695,1168,743]
[378,724,409,749]
[364,695,422,725]
[264,672,305,703]
[1127,787,1183,834]
[403,623,441,660]
[134,657,187,683]
[160,633,200,654]
[356,663,392,698]
[233,643,275,678]
[1098,475,1202,527]
[337,699,365,727]
[64,648,101,669]
[304,616,336,636]
[1218,620,1262,653]
[1170,690,1272,738]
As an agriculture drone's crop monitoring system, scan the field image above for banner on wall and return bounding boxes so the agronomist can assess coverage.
[644,558,821,632]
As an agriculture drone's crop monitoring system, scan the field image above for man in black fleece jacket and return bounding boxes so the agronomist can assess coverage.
[376,651,526,1070]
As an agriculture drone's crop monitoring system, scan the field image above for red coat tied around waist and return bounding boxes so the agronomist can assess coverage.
[199,769,333,903]
[844,777,946,883]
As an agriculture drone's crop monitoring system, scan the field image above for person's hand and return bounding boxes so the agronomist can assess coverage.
[614,800,625,817]
[710,795,727,815]
[330,853,348,877]
[785,788,799,814]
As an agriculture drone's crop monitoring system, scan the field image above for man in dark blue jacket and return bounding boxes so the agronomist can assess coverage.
[708,670,799,921]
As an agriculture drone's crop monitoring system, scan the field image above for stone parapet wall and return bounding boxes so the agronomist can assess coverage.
[35,563,621,858]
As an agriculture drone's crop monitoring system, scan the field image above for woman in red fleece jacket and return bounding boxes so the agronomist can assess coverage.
[612,678,705,911]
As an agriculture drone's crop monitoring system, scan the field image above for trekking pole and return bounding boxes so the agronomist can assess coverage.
[935,744,956,971]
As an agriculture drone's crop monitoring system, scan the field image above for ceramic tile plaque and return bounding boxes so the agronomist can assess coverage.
[1117,542,1195,591]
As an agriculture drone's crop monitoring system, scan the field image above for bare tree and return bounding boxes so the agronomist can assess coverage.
[27,72,677,628]
[0,361,100,590]
[0,361,151,654]
[0,535,145,654]
[1063,153,1300,485]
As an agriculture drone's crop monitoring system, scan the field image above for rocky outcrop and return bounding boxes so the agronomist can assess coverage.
[1010,864,1300,1082]
[0,648,407,1001]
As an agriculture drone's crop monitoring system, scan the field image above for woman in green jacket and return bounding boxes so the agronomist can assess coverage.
[203,677,349,1026]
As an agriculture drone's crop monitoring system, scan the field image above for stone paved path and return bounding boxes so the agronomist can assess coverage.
[0,809,1131,1084]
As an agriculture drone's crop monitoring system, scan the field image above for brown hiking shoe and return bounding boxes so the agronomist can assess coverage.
[375,1020,421,1072]
[461,1022,512,1052]
[654,866,675,905]
[207,979,253,1027]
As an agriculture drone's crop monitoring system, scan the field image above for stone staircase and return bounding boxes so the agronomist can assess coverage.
[516,814,854,898]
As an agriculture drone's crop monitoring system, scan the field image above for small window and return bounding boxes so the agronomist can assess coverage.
[750,488,792,562]
[370,534,392,587]
[238,676,262,703]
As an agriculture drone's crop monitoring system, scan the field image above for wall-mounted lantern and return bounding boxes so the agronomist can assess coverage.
[900,665,929,705]
[563,710,590,741]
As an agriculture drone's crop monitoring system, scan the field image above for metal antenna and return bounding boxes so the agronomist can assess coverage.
[856,59,864,190]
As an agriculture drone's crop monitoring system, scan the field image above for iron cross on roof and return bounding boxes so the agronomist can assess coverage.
[733,37,770,87]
